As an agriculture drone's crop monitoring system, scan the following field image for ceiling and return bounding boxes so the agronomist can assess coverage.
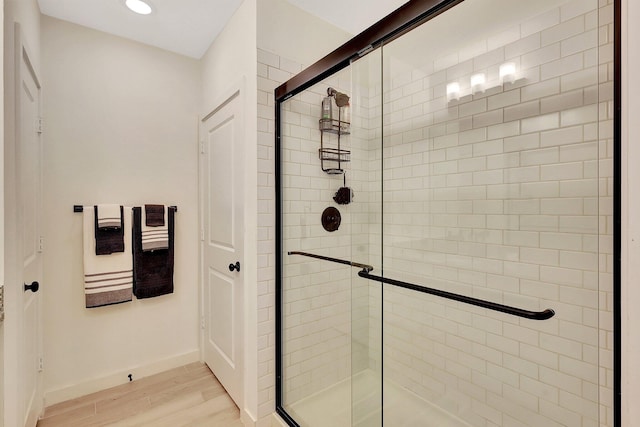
[37,0,408,59]
[286,0,408,36]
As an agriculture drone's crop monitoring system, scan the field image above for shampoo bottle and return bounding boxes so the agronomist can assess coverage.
[321,96,333,130]
[322,96,332,118]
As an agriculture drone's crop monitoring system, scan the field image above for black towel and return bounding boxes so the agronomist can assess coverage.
[132,206,175,299]
[145,204,165,227]
[94,205,125,255]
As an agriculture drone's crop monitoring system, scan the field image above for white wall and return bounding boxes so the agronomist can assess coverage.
[199,1,259,424]
[622,0,639,424]
[40,16,201,405]
[257,0,352,68]
[201,0,257,112]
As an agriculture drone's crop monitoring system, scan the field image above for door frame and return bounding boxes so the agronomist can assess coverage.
[0,1,5,425]
[3,22,44,427]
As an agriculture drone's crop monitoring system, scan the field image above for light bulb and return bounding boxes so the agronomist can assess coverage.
[125,0,152,15]
[470,73,485,94]
[446,82,460,101]
[500,62,516,84]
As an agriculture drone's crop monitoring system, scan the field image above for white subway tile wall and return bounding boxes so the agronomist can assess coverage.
[261,0,614,425]
[256,48,283,424]
[373,0,613,425]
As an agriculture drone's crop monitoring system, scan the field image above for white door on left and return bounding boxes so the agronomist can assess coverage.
[12,25,44,427]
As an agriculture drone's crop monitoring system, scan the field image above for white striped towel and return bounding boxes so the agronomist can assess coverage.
[96,204,122,229]
[83,206,132,308]
[141,206,168,251]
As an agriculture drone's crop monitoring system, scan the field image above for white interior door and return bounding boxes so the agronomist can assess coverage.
[201,90,244,408]
[15,26,43,427]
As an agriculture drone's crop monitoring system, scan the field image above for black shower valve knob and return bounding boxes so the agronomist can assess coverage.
[321,207,341,232]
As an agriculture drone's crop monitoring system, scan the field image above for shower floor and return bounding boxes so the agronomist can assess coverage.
[287,369,472,427]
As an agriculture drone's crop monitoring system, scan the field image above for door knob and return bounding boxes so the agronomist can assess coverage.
[24,281,40,293]
[228,262,241,272]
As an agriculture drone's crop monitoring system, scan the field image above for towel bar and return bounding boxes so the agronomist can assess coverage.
[74,205,178,212]
[287,251,554,320]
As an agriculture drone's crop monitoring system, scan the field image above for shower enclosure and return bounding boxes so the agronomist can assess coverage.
[276,0,615,425]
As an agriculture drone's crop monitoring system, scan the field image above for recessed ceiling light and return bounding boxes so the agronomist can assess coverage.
[125,0,152,15]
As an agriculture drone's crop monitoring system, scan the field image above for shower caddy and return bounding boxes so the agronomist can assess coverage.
[318,87,350,174]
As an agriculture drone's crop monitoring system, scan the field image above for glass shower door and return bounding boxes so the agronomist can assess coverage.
[370,0,607,425]
[278,52,386,427]
[280,66,365,426]
[349,48,383,427]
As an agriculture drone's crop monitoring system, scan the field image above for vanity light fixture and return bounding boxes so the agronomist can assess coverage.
[446,65,526,105]
[125,0,152,15]
[499,62,516,84]
[470,73,485,94]
[446,82,460,101]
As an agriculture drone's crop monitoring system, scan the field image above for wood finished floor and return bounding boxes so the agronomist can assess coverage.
[37,362,243,427]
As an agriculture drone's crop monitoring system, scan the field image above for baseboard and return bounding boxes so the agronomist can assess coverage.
[43,350,200,407]
[270,412,288,427]
[241,408,257,426]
